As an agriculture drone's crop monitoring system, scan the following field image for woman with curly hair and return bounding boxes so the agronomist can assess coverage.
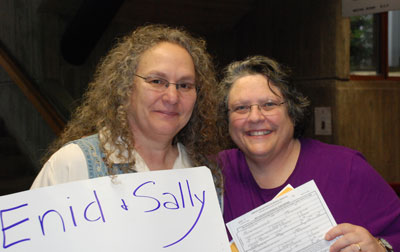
[31,24,222,188]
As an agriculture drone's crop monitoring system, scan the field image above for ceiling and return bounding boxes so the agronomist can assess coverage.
[39,0,256,32]
[115,0,256,32]
[39,0,256,64]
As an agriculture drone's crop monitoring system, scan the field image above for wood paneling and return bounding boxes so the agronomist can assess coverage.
[298,80,400,182]
[263,0,400,183]
[335,81,400,181]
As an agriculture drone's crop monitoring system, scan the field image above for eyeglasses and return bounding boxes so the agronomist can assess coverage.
[228,101,287,116]
[134,74,196,93]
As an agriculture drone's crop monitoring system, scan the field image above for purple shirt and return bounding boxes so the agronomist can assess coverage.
[220,138,400,249]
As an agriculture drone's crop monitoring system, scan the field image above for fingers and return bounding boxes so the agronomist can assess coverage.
[333,243,362,252]
[354,243,362,251]
[325,223,383,252]
[328,227,360,252]
[329,236,362,252]
[325,223,355,240]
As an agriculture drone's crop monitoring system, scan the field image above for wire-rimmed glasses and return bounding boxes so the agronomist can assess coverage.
[134,74,196,93]
[228,101,287,118]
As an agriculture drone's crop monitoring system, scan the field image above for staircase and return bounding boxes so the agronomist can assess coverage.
[0,119,36,196]
[0,39,64,196]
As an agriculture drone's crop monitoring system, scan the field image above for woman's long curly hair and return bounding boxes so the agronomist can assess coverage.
[216,55,311,150]
[43,24,222,186]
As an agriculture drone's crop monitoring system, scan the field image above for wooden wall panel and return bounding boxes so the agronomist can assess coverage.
[248,0,340,79]
[277,0,400,183]
[335,81,400,182]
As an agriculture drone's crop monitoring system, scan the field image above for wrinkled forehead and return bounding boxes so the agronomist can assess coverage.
[226,74,282,105]
[136,42,195,76]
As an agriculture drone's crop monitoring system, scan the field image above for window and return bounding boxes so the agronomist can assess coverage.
[350,10,400,79]
[388,11,400,77]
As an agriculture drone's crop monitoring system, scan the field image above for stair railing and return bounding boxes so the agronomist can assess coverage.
[0,44,65,135]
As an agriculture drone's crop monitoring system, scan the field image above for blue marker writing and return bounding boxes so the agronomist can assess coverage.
[39,210,66,235]
[1,203,30,249]
[133,181,161,212]
[84,190,106,222]
[163,190,206,248]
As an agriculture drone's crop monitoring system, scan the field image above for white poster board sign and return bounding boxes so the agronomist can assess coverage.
[342,0,400,17]
[0,167,230,252]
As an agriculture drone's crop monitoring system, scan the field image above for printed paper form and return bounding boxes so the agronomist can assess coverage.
[230,184,294,251]
[227,180,337,252]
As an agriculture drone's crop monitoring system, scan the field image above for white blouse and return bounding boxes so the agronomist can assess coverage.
[30,142,192,189]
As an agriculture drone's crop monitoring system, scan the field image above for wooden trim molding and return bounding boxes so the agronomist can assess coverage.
[0,45,65,135]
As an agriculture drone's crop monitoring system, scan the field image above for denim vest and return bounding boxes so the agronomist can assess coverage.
[72,134,223,209]
[71,134,134,178]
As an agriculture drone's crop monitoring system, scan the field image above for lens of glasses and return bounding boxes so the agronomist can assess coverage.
[143,76,195,92]
[230,101,285,116]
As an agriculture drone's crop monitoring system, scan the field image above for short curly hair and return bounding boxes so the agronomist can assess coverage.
[217,55,310,148]
[43,24,222,185]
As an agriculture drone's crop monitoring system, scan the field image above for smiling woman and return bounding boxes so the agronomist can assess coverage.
[216,55,400,251]
[226,74,295,168]
[30,24,222,190]
[127,42,197,162]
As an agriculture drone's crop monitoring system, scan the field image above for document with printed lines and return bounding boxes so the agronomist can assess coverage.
[227,180,337,252]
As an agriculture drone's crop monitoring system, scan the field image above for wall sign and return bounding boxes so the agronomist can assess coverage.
[342,0,400,17]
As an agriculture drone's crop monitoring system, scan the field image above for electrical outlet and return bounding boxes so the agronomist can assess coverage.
[314,107,332,135]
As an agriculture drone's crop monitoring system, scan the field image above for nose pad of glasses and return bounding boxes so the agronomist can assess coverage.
[250,104,262,112]
[165,83,180,90]
[163,84,179,101]
[248,105,264,118]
